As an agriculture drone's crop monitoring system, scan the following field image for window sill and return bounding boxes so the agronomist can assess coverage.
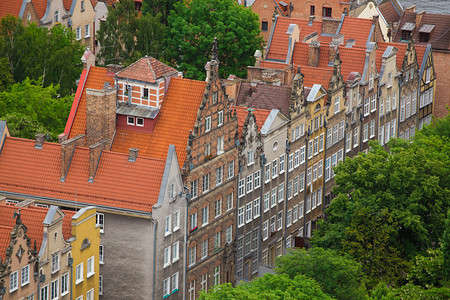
[164,232,172,237]
[52,269,60,274]
[87,272,95,278]
[21,281,29,287]
[76,279,84,285]
[85,35,90,39]
[10,287,18,293]
[163,263,171,268]
[172,258,179,264]
[100,261,104,265]
[173,227,180,232]
[61,291,69,297]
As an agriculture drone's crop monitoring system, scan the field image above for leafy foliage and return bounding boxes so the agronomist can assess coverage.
[0,78,72,141]
[142,0,179,24]
[165,0,263,80]
[96,0,165,66]
[0,16,83,96]
[313,116,450,287]
[276,247,367,299]
[199,273,333,299]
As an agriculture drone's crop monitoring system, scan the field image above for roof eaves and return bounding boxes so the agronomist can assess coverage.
[18,0,28,18]
[419,44,432,78]
[366,24,375,48]
[155,145,174,207]
[64,68,89,135]
[43,205,59,225]
[261,109,279,135]
[265,15,278,59]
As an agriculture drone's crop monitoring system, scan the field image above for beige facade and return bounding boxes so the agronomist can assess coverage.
[40,0,70,28]
[70,0,97,51]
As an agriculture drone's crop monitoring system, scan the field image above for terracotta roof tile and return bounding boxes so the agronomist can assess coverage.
[66,66,115,138]
[300,66,333,90]
[339,17,374,48]
[0,137,166,212]
[267,17,323,61]
[33,0,48,20]
[0,226,12,260]
[393,11,450,51]
[378,0,401,26]
[235,82,291,115]
[259,61,289,69]
[62,0,72,11]
[376,41,427,71]
[0,0,23,19]
[116,56,178,83]
[232,106,271,137]
[111,77,205,167]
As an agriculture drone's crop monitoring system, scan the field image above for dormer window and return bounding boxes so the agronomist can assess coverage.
[401,22,415,41]
[419,24,435,43]
[127,116,135,125]
[136,118,144,127]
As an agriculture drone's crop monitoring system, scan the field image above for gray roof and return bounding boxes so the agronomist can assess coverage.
[117,102,159,119]
[401,22,415,31]
[307,84,322,102]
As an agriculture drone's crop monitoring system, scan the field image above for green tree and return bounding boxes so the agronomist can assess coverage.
[0,78,72,140]
[96,0,165,65]
[276,247,367,299]
[199,273,333,299]
[141,0,179,24]
[165,0,264,80]
[0,16,83,96]
[313,116,449,286]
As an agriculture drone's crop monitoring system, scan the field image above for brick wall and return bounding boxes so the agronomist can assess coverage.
[432,51,449,118]
[86,87,116,147]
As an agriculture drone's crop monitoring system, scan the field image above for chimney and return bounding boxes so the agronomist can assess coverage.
[405,5,416,13]
[303,31,318,43]
[128,148,139,162]
[35,134,45,149]
[61,135,86,182]
[308,41,320,67]
[204,61,211,82]
[372,15,379,26]
[86,86,116,147]
[107,64,124,75]
[332,33,344,45]
[89,140,108,182]
[308,15,315,26]
[329,41,340,66]
[254,50,262,67]
[81,47,95,70]
[416,11,425,29]
[345,39,356,48]
[57,133,68,143]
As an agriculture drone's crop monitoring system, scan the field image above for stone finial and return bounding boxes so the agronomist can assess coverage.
[211,37,218,61]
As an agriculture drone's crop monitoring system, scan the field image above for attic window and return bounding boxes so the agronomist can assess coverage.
[419,32,430,43]
[261,20,268,32]
[136,118,144,127]
[127,116,135,125]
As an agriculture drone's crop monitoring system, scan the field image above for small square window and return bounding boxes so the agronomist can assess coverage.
[136,118,144,127]
[142,88,149,99]
[127,116,135,125]
[261,21,268,31]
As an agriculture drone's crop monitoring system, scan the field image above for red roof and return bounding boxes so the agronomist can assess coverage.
[376,41,427,72]
[111,77,206,167]
[301,66,333,90]
[0,204,75,260]
[62,0,72,11]
[33,0,48,20]
[115,56,178,83]
[233,106,271,137]
[0,137,166,212]
[378,0,402,26]
[0,0,22,19]
[0,226,12,260]
[267,17,323,61]
[235,82,291,115]
[338,17,374,48]
[66,66,115,138]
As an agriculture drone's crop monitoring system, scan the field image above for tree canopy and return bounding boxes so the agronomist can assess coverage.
[0,16,83,96]
[313,116,450,287]
[0,78,72,141]
[276,247,367,299]
[199,273,333,300]
[165,0,264,80]
[96,0,165,66]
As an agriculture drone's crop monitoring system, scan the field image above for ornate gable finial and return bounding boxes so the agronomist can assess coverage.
[272,5,278,22]
[334,51,342,66]
[247,107,255,114]
[211,37,218,62]
[13,209,21,225]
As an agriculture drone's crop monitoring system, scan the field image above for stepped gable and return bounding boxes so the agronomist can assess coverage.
[233,106,271,137]
[0,137,166,213]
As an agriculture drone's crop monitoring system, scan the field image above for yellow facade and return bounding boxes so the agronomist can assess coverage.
[71,207,100,300]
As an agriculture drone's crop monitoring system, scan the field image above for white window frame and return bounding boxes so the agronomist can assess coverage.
[205,116,211,132]
[245,202,252,223]
[217,135,224,155]
[254,170,261,189]
[201,239,208,260]
[218,110,223,126]
[10,270,18,292]
[228,161,234,179]
[51,278,59,300]
[172,272,179,293]
[172,241,180,263]
[96,213,104,233]
[163,277,170,297]
[201,206,209,226]
[85,23,90,38]
[76,263,84,285]
[164,246,171,267]
[61,272,69,296]
[87,256,95,278]
[279,154,285,174]
[253,198,260,219]
[21,264,30,287]
[246,174,253,193]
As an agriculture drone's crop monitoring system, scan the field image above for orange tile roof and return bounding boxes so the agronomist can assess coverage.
[267,17,323,61]
[0,0,22,19]
[233,106,271,137]
[0,137,166,213]
[111,78,206,167]
[33,0,48,20]
[338,17,374,48]
[62,0,72,11]
[116,56,177,83]
[66,66,115,138]
[337,46,367,79]
[259,60,288,69]
[0,226,12,260]
[375,41,427,73]
[0,204,75,260]
[300,66,333,90]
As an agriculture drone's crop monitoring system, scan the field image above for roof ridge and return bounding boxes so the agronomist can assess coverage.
[147,57,157,79]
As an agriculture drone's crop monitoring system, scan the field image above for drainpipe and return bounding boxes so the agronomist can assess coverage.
[183,186,190,300]
[151,219,158,300]
[68,257,73,300]
[359,111,364,153]
[258,153,266,265]
[235,161,242,280]
[303,127,312,237]
[322,119,328,214]
[283,139,290,250]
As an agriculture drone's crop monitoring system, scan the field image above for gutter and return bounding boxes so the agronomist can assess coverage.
[283,139,290,250]
[152,219,157,300]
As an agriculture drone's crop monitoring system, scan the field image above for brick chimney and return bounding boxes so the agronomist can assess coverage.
[345,39,356,48]
[128,148,139,162]
[329,41,340,66]
[308,41,320,67]
[35,134,45,149]
[89,139,109,182]
[308,15,315,26]
[57,133,68,143]
[405,5,416,13]
[416,11,425,29]
[86,86,116,147]
[61,135,86,182]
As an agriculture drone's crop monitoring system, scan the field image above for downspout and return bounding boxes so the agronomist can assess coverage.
[69,257,73,300]
[183,186,190,300]
[283,139,290,250]
[303,127,311,237]
[152,219,158,300]
[258,153,266,264]
[235,161,242,280]
[322,120,328,215]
